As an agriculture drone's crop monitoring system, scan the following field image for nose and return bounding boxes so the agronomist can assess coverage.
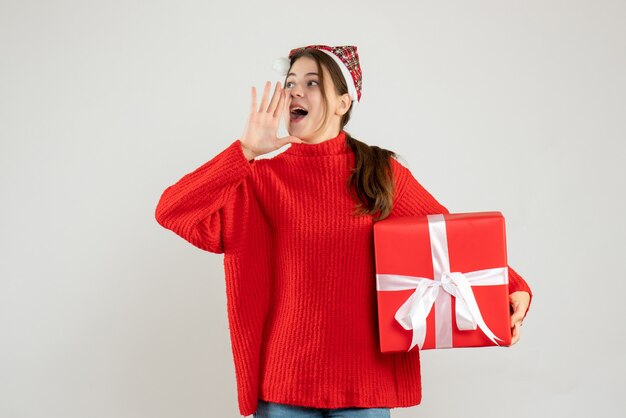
[289,83,304,98]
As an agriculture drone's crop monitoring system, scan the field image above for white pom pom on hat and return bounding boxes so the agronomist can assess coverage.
[272,56,291,75]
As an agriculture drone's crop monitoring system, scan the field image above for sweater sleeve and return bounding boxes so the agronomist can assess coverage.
[389,157,533,317]
[155,139,256,255]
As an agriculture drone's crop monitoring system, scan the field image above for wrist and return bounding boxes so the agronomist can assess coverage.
[240,143,257,161]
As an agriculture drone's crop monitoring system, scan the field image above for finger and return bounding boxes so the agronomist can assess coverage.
[277,135,303,147]
[267,81,282,114]
[510,306,524,328]
[258,81,270,113]
[281,90,292,123]
[273,87,285,119]
[510,322,521,345]
[250,86,257,114]
[274,88,291,118]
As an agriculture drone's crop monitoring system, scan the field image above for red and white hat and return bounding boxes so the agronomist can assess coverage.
[273,44,362,105]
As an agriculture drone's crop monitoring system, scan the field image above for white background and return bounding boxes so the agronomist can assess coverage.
[2,1,625,417]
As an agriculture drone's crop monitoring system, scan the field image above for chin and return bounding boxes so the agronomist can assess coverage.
[288,124,308,137]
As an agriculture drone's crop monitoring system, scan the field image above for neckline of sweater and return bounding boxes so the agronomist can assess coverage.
[284,130,349,156]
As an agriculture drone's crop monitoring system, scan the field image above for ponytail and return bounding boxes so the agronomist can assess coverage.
[345,132,398,222]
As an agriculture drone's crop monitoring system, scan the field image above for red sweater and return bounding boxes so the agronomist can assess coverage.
[154,130,532,416]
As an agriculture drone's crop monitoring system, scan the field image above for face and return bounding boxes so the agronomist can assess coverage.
[284,56,349,143]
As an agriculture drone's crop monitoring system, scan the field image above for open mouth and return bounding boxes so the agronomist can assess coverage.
[290,107,309,122]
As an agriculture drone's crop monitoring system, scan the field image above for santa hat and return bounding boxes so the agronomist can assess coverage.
[272,44,362,106]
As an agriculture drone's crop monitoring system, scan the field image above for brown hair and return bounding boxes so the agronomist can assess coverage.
[286,48,399,222]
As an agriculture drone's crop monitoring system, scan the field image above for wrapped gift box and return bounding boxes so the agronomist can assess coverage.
[373,212,512,352]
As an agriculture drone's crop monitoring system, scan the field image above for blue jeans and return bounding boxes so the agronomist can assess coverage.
[253,400,391,418]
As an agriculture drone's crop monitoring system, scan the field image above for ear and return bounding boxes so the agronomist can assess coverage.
[335,93,352,116]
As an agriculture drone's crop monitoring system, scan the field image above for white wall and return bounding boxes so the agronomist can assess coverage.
[1,0,624,417]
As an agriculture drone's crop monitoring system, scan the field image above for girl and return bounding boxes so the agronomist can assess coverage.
[155,44,532,418]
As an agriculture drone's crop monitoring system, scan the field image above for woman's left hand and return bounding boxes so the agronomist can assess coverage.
[509,291,531,345]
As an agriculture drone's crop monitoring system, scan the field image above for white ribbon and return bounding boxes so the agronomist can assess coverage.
[376,214,508,350]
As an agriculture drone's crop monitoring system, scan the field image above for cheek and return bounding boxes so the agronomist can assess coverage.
[309,99,324,116]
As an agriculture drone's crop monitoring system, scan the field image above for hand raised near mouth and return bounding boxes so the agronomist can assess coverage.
[240,81,302,161]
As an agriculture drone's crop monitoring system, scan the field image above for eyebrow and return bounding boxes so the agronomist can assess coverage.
[286,72,319,77]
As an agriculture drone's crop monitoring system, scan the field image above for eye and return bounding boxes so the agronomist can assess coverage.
[284,80,319,88]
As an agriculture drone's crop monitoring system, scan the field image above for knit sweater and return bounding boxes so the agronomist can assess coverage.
[154,130,533,416]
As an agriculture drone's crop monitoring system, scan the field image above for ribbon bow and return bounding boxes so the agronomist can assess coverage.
[376,214,508,350]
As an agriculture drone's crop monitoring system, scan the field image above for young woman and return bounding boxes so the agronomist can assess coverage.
[155,44,532,418]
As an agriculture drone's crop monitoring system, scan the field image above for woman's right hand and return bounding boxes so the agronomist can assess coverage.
[240,81,302,160]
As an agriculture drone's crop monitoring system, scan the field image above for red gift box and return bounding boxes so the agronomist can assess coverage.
[373,212,512,352]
